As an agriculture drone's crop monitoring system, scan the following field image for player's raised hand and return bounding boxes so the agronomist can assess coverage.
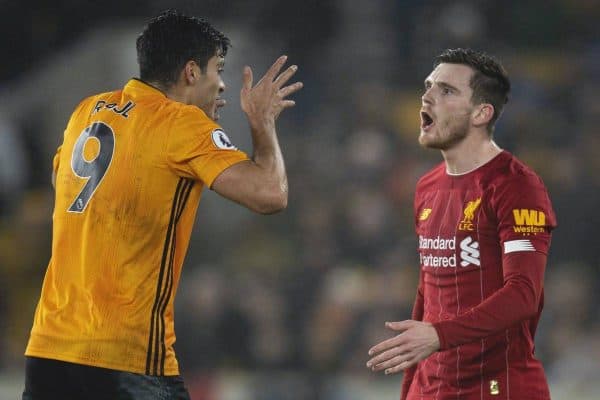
[240,55,303,128]
[366,320,441,375]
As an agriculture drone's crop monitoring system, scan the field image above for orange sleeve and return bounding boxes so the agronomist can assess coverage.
[166,106,248,186]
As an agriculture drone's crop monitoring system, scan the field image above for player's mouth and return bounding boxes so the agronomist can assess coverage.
[420,110,435,131]
[214,98,226,120]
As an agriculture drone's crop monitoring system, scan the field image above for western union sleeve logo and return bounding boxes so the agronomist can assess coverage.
[512,209,546,234]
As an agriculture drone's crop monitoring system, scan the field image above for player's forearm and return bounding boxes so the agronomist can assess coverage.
[248,121,288,211]
[432,252,545,349]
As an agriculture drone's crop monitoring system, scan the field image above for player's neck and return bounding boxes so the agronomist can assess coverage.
[144,80,191,105]
[163,84,190,104]
[441,134,502,175]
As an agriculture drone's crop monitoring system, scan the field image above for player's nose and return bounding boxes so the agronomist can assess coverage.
[422,89,433,105]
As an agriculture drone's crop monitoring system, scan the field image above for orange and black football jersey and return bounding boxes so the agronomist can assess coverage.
[26,79,249,375]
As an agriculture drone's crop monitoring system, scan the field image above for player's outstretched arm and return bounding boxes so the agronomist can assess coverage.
[212,55,303,214]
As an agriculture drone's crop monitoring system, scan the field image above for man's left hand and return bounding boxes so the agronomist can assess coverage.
[366,320,441,375]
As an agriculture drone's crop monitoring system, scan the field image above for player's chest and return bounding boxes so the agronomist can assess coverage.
[416,189,495,236]
[415,189,499,271]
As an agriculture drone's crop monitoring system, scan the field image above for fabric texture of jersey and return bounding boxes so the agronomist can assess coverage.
[26,79,249,376]
[406,151,556,399]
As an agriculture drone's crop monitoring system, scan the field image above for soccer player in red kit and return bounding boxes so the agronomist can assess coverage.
[367,48,556,399]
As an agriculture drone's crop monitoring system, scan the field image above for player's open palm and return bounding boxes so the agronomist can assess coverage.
[240,55,303,127]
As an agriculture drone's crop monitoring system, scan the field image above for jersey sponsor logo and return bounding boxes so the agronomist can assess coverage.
[419,235,455,250]
[512,209,546,234]
[420,252,456,267]
[458,198,481,231]
[419,208,432,221]
[211,129,238,150]
[419,235,456,267]
[504,239,535,254]
[418,235,481,268]
[459,236,480,267]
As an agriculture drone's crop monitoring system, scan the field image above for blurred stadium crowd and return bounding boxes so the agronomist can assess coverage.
[0,0,599,398]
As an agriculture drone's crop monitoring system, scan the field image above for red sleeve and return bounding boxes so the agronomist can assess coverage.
[433,249,546,349]
[432,171,555,349]
[401,272,424,399]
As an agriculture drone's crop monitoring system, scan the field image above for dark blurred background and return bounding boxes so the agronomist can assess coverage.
[0,0,599,398]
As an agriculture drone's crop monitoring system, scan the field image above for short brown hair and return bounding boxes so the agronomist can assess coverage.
[434,48,511,132]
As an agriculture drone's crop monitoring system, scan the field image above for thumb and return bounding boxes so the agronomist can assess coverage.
[385,320,415,332]
[242,66,253,92]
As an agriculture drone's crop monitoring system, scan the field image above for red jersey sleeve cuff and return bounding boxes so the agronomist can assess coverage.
[432,320,451,350]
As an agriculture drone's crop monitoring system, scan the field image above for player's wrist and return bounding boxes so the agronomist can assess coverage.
[246,114,275,133]
[430,321,447,351]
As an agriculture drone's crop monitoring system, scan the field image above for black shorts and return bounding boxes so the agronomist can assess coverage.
[23,356,191,400]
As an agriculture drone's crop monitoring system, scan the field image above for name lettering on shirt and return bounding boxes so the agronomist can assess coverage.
[92,100,136,118]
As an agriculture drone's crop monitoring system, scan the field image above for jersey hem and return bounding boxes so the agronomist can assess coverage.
[25,348,180,376]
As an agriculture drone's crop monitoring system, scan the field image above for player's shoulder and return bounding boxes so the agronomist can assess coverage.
[162,100,219,137]
[81,88,122,105]
[69,89,122,121]
[489,151,548,191]
[416,161,446,191]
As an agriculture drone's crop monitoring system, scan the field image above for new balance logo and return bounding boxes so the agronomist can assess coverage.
[419,208,432,221]
[460,236,480,267]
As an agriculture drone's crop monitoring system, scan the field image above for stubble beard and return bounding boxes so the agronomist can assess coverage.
[419,114,470,150]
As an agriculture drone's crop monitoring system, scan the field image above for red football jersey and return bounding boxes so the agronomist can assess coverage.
[406,151,556,399]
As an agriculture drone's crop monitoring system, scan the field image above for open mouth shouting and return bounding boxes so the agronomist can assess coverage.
[420,110,435,131]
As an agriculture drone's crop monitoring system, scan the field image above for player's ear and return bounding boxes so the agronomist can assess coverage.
[182,60,198,84]
[472,103,494,128]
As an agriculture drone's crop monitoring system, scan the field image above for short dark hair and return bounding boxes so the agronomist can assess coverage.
[434,48,511,132]
[136,9,230,87]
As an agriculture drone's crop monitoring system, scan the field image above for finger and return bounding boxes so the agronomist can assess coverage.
[280,100,296,108]
[242,66,253,91]
[368,335,404,356]
[366,346,405,368]
[278,81,304,98]
[264,55,288,81]
[371,353,407,372]
[386,320,415,332]
[274,64,299,87]
[384,361,411,375]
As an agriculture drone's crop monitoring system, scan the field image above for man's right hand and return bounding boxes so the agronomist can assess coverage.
[240,55,303,130]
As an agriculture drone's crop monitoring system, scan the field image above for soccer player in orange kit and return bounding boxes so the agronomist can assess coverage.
[23,9,302,400]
